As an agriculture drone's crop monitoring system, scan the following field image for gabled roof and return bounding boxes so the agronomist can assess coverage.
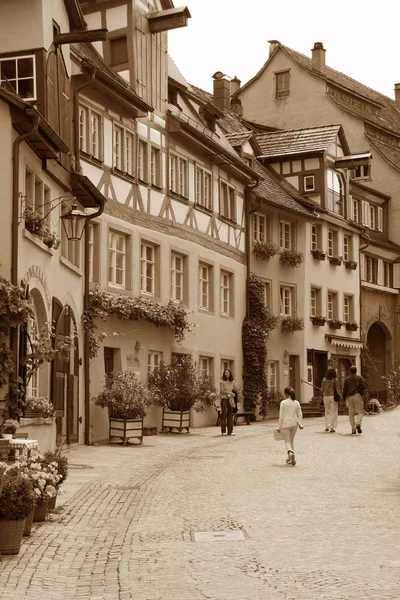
[256,124,348,158]
[64,0,87,31]
[238,42,400,138]
[168,55,193,91]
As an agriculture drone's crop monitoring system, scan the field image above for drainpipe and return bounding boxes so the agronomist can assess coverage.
[10,109,40,416]
[245,182,260,317]
[83,204,104,446]
[73,70,95,172]
[359,231,370,368]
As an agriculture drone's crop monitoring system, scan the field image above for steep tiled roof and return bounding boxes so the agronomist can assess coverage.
[225,130,253,147]
[367,230,400,253]
[256,124,344,158]
[365,136,400,174]
[168,55,193,91]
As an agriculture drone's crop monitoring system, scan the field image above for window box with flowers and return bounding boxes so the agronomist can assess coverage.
[281,316,304,333]
[345,321,359,331]
[24,207,60,249]
[279,248,304,268]
[252,240,279,261]
[328,255,342,266]
[311,249,326,261]
[328,319,343,330]
[344,259,358,270]
[24,396,55,418]
[311,315,326,326]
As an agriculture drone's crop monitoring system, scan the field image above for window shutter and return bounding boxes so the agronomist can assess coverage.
[393,263,400,288]
[377,259,384,285]
[349,195,354,220]
[377,207,383,232]
[360,254,366,280]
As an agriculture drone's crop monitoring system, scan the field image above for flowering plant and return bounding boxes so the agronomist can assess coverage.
[93,370,156,419]
[42,230,61,250]
[279,248,304,268]
[281,316,304,333]
[42,451,68,485]
[252,240,279,261]
[24,396,55,417]
[23,454,60,502]
[2,418,19,434]
[0,468,37,520]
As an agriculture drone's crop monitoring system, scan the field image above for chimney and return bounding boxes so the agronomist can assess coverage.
[268,40,279,57]
[395,83,400,108]
[230,76,241,96]
[311,42,326,73]
[230,98,243,117]
[212,72,231,111]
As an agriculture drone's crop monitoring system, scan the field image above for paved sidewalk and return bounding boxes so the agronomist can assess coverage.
[1,410,399,599]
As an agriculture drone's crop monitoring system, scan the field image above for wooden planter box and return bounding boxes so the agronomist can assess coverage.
[328,320,343,330]
[345,322,359,331]
[328,256,342,266]
[162,409,190,433]
[311,317,326,326]
[109,418,143,445]
[344,261,358,270]
[311,250,326,261]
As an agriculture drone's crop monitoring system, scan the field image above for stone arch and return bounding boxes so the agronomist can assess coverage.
[365,321,391,401]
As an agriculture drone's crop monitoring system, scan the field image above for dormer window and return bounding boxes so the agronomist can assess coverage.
[0,55,36,100]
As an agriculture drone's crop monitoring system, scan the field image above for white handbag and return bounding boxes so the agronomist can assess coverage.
[273,429,284,441]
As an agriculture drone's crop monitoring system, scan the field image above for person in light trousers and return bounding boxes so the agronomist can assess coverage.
[320,367,342,432]
[277,387,303,466]
[343,365,366,434]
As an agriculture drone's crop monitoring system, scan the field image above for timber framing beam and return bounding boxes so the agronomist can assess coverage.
[54,29,108,45]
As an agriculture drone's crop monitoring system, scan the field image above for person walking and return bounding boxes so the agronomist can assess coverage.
[320,367,342,432]
[277,386,303,466]
[216,369,238,436]
[343,365,366,434]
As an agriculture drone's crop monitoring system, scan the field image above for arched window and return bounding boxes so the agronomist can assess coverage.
[327,170,344,216]
[26,310,39,398]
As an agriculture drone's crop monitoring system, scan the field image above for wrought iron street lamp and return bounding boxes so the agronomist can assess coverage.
[61,203,88,241]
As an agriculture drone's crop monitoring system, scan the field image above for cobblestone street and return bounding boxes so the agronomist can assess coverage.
[1,410,399,600]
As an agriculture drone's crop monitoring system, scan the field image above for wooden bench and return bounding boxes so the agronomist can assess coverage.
[216,411,254,426]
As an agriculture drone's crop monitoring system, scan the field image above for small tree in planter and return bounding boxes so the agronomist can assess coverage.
[0,467,37,554]
[148,356,217,432]
[279,249,304,268]
[252,240,279,261]
[281,316,304,333]
[93,370,156,444]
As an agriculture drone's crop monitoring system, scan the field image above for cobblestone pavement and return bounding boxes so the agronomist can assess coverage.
[1,409,400,599]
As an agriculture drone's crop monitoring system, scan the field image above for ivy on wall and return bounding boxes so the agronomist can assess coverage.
[83,287,193,359]
[242,275,279,414]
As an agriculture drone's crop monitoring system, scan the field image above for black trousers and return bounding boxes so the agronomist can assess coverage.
[220,397,233,434]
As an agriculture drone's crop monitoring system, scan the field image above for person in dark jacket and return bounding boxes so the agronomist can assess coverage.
[320,367,342,432]
[343,366,366,434]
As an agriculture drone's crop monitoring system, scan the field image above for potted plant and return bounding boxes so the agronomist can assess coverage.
[148,356,217,433]
[281,316,304,333]
[42,229,61,250]
[42,451,68,510]
[344,259,358,270]
[311,315,326,326]
[93,370,155,445]
[311,248,326,261]
[23,455,60,522]
[279,248,304,268]
[328,319,343,330]
[24,396,55,418]
[345,320,359,331]
[1,418,19,439]
[252,240,279,261]
[23,206,45,236]
[0,467,36,554]
[328,255,342,266]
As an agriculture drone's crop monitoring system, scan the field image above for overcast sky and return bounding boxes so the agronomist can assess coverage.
[168,0,400,100]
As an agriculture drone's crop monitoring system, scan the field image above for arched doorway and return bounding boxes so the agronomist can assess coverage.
[366,322,387,402]
[52,300,79,445]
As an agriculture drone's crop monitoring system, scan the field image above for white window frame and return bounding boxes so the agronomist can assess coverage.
[138,139,148,182]
[148,351,162,376]
[327,169,344,215]
[304,175,315,191]
[279,221,292,250]
[253,213,267,242]
[327,291,338,321]
[113,123,135,176]
[27,311,39,397]
[220,181,236,222]
[199,263,212,311]
[171,252,185,303]
[199,356,213,377]
[279,286,293,317]
[266,361,278,392]
[79,104,102,160]
[170,153,188,197]
[310,287,321,317]
[370,205,376,230]
[0,54,36,100]
[343,235,352,261]
[108,231,127,288]
[141,242,156,296]
[343,295,353,322]
[220,270,233,317]
[88,223,95,283]
[263,280,272,309]
[275,70,290,98]
[327,229,338,257]
[195,166,213,210]
[377,207,383,232]
[150,146,162,188]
